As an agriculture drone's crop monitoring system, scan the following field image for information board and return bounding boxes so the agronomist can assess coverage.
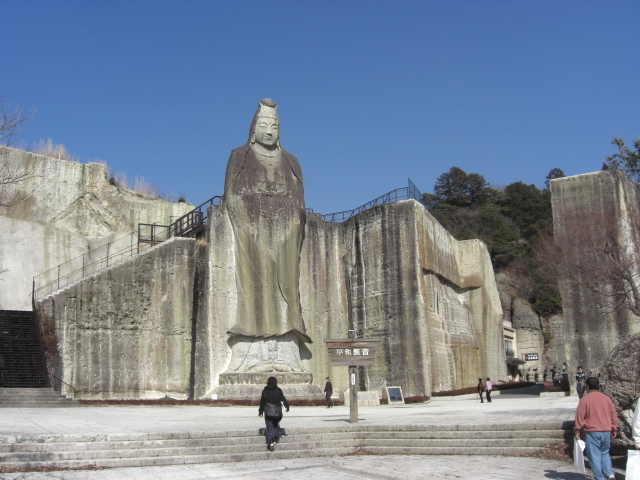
[325,338,379,367]
[386,386,404,404]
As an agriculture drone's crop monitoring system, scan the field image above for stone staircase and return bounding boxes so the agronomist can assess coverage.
[0,421,571,471]
[0,387,79,408]
[0,310,47,388]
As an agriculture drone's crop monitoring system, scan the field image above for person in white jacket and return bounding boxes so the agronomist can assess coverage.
[633,398,640,450]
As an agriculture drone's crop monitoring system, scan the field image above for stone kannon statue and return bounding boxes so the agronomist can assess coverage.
[222,99,311,374]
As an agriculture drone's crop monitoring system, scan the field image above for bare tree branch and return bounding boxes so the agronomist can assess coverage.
[536,206,640,316]
[0,97,40,207]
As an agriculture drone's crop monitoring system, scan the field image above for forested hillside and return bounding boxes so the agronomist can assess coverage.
[421,136,639,319]
[422,166,564,317]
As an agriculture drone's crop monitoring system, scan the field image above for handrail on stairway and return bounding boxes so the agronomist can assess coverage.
[138,195,221,244]
[33,196,222,300]
[48,372,77,400]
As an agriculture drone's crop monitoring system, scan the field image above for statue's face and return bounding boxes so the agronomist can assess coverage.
[254,116,279,147]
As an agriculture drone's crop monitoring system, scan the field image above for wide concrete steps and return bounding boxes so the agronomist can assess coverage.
[0,422,570,471]
[0,388,80,407]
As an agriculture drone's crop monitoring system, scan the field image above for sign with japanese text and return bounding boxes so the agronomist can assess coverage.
[523,353,539,361]
[325,338,379,367]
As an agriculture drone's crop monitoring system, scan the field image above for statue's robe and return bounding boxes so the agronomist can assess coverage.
[223,143,311,343]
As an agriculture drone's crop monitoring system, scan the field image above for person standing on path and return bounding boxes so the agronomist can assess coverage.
[574,377,618,480]
[259,376,290,452]
[576,366,586,398]
[477,378,484,403]
[324,377,333,408]
[485,378,493,403]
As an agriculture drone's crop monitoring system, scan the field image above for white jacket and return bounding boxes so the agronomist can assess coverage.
[633,398,640,449]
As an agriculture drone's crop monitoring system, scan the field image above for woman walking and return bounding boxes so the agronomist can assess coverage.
[259,376,289,451]
[485,377,493,403]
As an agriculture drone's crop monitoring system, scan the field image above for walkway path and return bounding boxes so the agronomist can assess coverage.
[0,393,587,479]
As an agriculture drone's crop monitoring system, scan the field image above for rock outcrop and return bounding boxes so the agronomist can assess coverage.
[594,332,640,447]
[37,238,196,399]
[496,272,565,383]
[37,198,506,400]
[193,199,505,400]
[551,171,640,388]
[0,148,191,310]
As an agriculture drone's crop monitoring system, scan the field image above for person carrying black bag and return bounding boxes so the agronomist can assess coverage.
[259,376,290,451]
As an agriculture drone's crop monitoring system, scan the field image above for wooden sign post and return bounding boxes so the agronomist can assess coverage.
[325,335,379,424]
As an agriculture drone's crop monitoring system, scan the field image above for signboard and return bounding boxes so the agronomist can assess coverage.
[325,338,379,367]
[386,386,404,404]
[523,353,539,361]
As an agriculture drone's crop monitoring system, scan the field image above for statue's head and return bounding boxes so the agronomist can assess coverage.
[249,98,279,148]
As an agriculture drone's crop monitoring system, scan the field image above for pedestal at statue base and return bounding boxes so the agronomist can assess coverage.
[214,372,323,400]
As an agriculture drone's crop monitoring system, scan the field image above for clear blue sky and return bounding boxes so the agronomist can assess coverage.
[2,1,638,214]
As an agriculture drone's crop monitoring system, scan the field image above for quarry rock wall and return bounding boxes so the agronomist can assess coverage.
[34,200,504,400]
[340,200,504,397]
[0,148,192,310]
[552,170,640,387]
[496,272,566,383]
[192,200,504,399]
[37,238,196,399]
[1,148,191,236]
[0,215,90,310]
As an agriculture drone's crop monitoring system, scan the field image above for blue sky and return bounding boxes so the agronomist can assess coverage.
[2,1,638,215]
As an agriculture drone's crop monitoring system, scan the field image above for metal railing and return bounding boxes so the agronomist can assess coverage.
[33,180,426,299]
[138,196,220,244]
[49,373,77,399]
[320,178,424,222]
[34,196,222,300]
[33,232,143,299]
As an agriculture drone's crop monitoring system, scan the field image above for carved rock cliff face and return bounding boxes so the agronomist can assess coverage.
[194,200,505,399]
[496,272,566,381]
[338,200,504,396]
[552,171,640,379]
[594,332,640,447]
[0,148,191,309]
[37,238,196,399]
[35,200,504,399]
[1,148,191,236]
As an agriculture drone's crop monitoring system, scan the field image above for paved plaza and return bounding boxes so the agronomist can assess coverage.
[0,393,595,480]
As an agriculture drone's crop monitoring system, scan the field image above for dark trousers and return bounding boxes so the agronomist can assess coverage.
[264,416,282,444]
[486,390,492,402]
[325,392,333,407]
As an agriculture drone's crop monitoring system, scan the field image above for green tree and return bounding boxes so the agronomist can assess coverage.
[603,136,640,182]
[433,166,491,208]
[544,168,565,189]
[499,182,552,238]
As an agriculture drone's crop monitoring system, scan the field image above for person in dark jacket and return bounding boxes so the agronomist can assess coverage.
[259,376,289,451]
[477,378,484,403]
[324,377,333,408]
[576,366,586,398]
